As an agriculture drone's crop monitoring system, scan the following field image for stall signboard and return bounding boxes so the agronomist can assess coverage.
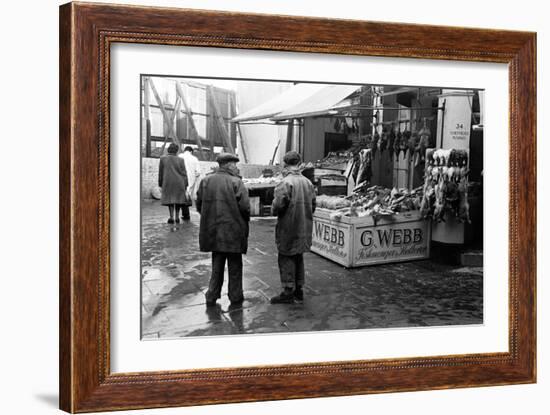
[352,217,431,267]
[311,209,431,268]
[437,89,474,151]
[311,215,352,267]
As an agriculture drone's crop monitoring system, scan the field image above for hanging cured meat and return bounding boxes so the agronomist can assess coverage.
[406,131,419,164]
[388,126,396,161]
[416,118,431,166]
[378,127,388,153]
[394,130,404,159]
[370,131,380,160]
[402,130,412,162]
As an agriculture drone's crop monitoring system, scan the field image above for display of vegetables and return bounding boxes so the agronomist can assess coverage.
[419,148,471,223]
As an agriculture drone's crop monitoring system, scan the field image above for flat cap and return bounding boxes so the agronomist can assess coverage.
[283,150,301,166]
[216,152,240,164]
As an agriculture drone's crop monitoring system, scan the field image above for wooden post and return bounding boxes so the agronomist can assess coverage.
[175,81,205,160]
[236,123,248,164]
[285,119,295,153]
[142,77,151,157]
[230,93,247,163]
[270,139,281,165]
[148,78,179,148]
[160,95,181,155]
[208,85,235,154]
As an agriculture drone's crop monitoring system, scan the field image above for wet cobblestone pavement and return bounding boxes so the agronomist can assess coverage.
[141,200,483,339]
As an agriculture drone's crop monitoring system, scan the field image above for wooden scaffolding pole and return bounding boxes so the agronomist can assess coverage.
[142,77,151,157]
[230,93,248,163]
[207,85,235,154]
[159,95,181,155]
[148,78,180,150]
[285,118,295,153]
[175,81,205,160]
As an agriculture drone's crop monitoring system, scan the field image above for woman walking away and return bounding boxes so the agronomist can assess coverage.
[158,143,189,224]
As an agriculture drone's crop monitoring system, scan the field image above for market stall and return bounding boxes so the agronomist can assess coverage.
[243,171,283,216]
[231,83,484,266]
[311,186,431,267]
[312,209,431,268]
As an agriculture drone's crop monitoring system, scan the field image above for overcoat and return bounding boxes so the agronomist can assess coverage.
[158,154,189,206]
[196,167,250,254]
[271,169,316,255]
[179,151,202,201]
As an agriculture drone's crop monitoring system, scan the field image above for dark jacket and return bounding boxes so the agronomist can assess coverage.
[271,168,316,255]
[158,154,189,206]
[196,167,250,253]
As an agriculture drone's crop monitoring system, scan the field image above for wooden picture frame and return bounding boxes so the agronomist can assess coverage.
[59,2,536,412]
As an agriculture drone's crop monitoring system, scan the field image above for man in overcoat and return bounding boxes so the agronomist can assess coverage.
[196,153,250,307]
[270,151,316,304]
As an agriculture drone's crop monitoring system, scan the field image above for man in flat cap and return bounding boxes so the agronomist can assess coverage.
[196,153,250,307]
[270,151,316,304]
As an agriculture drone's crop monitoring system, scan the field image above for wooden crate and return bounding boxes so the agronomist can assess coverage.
[311,208,431,267]
[249,196,260,216]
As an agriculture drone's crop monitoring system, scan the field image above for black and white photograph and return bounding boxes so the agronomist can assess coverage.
[140,75,484,339]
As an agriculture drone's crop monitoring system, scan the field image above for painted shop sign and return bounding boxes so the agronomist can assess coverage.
[311,218,351,266]
[311,209,431,267]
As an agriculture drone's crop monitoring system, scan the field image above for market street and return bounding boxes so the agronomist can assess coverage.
[141,200,483,339]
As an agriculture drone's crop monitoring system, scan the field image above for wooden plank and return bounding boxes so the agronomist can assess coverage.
[175,81,205,159]
[148,77,179,146]
[231,93,248,162]
[159,95,181,155]
[236,122,248,163]
[270,139,281,165]
[142,77,151,157]
[208,85,235,154]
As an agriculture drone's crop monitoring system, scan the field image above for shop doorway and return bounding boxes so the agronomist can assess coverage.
[324,132,350,156]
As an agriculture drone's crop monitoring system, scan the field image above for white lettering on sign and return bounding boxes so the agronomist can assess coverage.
[353,221,430,266]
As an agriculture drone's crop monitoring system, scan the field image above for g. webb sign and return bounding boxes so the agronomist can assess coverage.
[311,209,431,268]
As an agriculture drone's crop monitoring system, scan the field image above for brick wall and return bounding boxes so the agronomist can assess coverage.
[141,157,281,199]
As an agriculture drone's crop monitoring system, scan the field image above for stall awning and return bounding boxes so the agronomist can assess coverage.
[270,84,361,121]
[232,83,324,123]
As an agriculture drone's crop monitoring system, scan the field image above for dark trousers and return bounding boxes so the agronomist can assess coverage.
[179,204,190,219]
[205,252,243,303]
[278,253,305,290]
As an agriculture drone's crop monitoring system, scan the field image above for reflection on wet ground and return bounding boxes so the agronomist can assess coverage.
[141,200,483,339]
